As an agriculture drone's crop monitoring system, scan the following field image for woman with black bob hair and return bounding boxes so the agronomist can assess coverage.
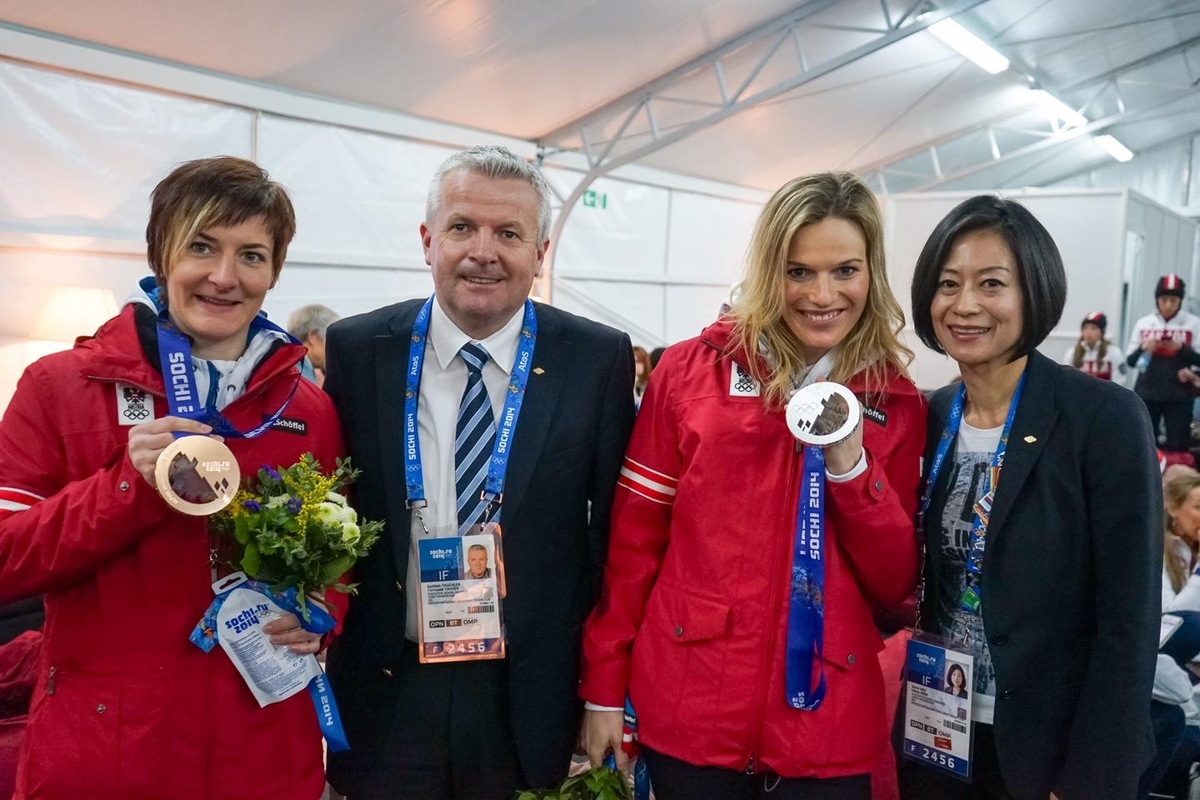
[899,195,1161,800]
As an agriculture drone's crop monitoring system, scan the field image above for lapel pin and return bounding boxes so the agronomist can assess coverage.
[533,367,545,375]
[1023,435,1037,443]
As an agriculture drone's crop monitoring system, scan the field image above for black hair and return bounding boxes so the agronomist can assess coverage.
[910,195,1066,359]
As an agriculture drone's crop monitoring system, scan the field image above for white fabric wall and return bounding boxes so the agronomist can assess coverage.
[0,57,763,411]
[1050,134,1200,216]
[544,170,760,346]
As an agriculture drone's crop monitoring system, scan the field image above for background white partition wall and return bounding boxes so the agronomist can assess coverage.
[883,189,1199,391]
[542,168,761,346]
[0,57,764,411]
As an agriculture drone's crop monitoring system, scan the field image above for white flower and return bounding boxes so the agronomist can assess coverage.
[316,501,343,525]
[266,495,289,509]
[325,491,348,507]
[341,523,361,546]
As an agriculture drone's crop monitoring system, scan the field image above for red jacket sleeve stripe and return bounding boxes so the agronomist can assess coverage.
[617,459,677,505]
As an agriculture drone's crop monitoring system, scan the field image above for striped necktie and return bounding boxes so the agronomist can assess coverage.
[455,342,496,535]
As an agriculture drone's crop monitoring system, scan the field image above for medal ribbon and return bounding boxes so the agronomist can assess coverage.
[918,372,1026,616]
[402,295,538,516]
[785,444,827,710]
[154,307,301,439]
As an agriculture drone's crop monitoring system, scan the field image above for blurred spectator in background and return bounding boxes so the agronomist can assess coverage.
[1063,311,1117,380]
[287,303,340,387]
[632,346,651,408]
[1126,275,1200,467]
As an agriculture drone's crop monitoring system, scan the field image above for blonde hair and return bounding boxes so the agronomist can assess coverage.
[1164,465,1200,592]
[730,172,911,407]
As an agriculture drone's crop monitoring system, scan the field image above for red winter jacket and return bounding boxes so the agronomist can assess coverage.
[581,320,925,777]
[0,305,343,800]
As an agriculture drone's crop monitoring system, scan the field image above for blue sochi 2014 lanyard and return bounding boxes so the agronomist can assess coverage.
[154,295,300,439]
[918,371,1026,616]
[785,444,827,711]
[402,295,538,520]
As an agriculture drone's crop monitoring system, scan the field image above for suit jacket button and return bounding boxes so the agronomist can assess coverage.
[674,626,684,637]
[847,654,856,665]
[992,633,1009,645]
[382,668,394,678]
[395,581,403,592]
[96,704,106,714]
[119,481,129,492]
[1001,689,1015,700]
[873,480,883,492]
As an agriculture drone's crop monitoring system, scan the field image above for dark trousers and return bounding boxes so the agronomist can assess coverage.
[352,641,523,800]
[1142,397,1194,453]
[1139,701,1186,798]
[896,723,1013,800]
[1156,723,1200,798]
[640,747,870,800]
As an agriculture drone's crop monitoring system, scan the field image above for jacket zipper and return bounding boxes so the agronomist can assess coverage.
[746,440,801,774]
[46,666,57,695]
[85,376,165,399]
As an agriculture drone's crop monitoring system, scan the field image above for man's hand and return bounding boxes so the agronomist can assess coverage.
[127,417,218,485]
[579,709,628,772]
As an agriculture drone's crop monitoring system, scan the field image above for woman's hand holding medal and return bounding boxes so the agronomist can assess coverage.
[127,416,220,486]
[823,414,864,475]
[786,379,864,472]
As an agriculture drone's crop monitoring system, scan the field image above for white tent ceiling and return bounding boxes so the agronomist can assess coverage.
[1,0,1198,193]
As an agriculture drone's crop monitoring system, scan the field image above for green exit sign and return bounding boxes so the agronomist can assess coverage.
[582,189,608,209]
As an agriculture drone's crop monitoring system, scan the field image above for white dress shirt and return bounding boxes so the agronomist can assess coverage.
[404,298,525,640]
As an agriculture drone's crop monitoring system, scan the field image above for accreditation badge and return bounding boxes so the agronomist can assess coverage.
[901,633,974,781]
[154,435,240,516]
[416,521,507,663]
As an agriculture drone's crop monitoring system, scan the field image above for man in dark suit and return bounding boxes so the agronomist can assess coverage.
[324,145,636,800]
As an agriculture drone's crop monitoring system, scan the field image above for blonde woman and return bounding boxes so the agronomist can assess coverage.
[579,173,925,798]
[1163,466,1200,613]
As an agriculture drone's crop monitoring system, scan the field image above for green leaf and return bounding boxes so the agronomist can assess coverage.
[319,554,355,584]
[240,542,261,576]
[233,514,250,546]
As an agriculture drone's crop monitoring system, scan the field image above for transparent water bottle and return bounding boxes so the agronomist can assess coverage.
[1137,350,1152,373]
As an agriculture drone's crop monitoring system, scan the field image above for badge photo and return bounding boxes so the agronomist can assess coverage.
[786,382,861,447]
[154,436,241,516]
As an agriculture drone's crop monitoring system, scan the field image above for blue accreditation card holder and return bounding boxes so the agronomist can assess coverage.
[901,633,974,781]
[416,522,507,663]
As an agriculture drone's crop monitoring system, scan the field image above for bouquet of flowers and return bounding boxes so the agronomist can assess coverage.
[514,766,633,800]
[212,453,382,621]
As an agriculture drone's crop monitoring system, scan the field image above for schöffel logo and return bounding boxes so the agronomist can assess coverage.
[271,416,308,435]
[863,407,887,427]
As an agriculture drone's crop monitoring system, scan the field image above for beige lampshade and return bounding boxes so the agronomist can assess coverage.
[30,287,119,343]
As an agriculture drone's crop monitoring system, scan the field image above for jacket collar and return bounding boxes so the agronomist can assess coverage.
[982,349,1059,539]
[75,304,305,396]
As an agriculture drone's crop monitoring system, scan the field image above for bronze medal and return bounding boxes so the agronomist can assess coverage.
[154,436,240,516]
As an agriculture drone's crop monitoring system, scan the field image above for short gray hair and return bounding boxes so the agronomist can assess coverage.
[426,145,553,242]
[286,303,340,341]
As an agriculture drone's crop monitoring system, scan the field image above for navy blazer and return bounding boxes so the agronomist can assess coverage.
[323,299,635,791]
[919,350,1161,800]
